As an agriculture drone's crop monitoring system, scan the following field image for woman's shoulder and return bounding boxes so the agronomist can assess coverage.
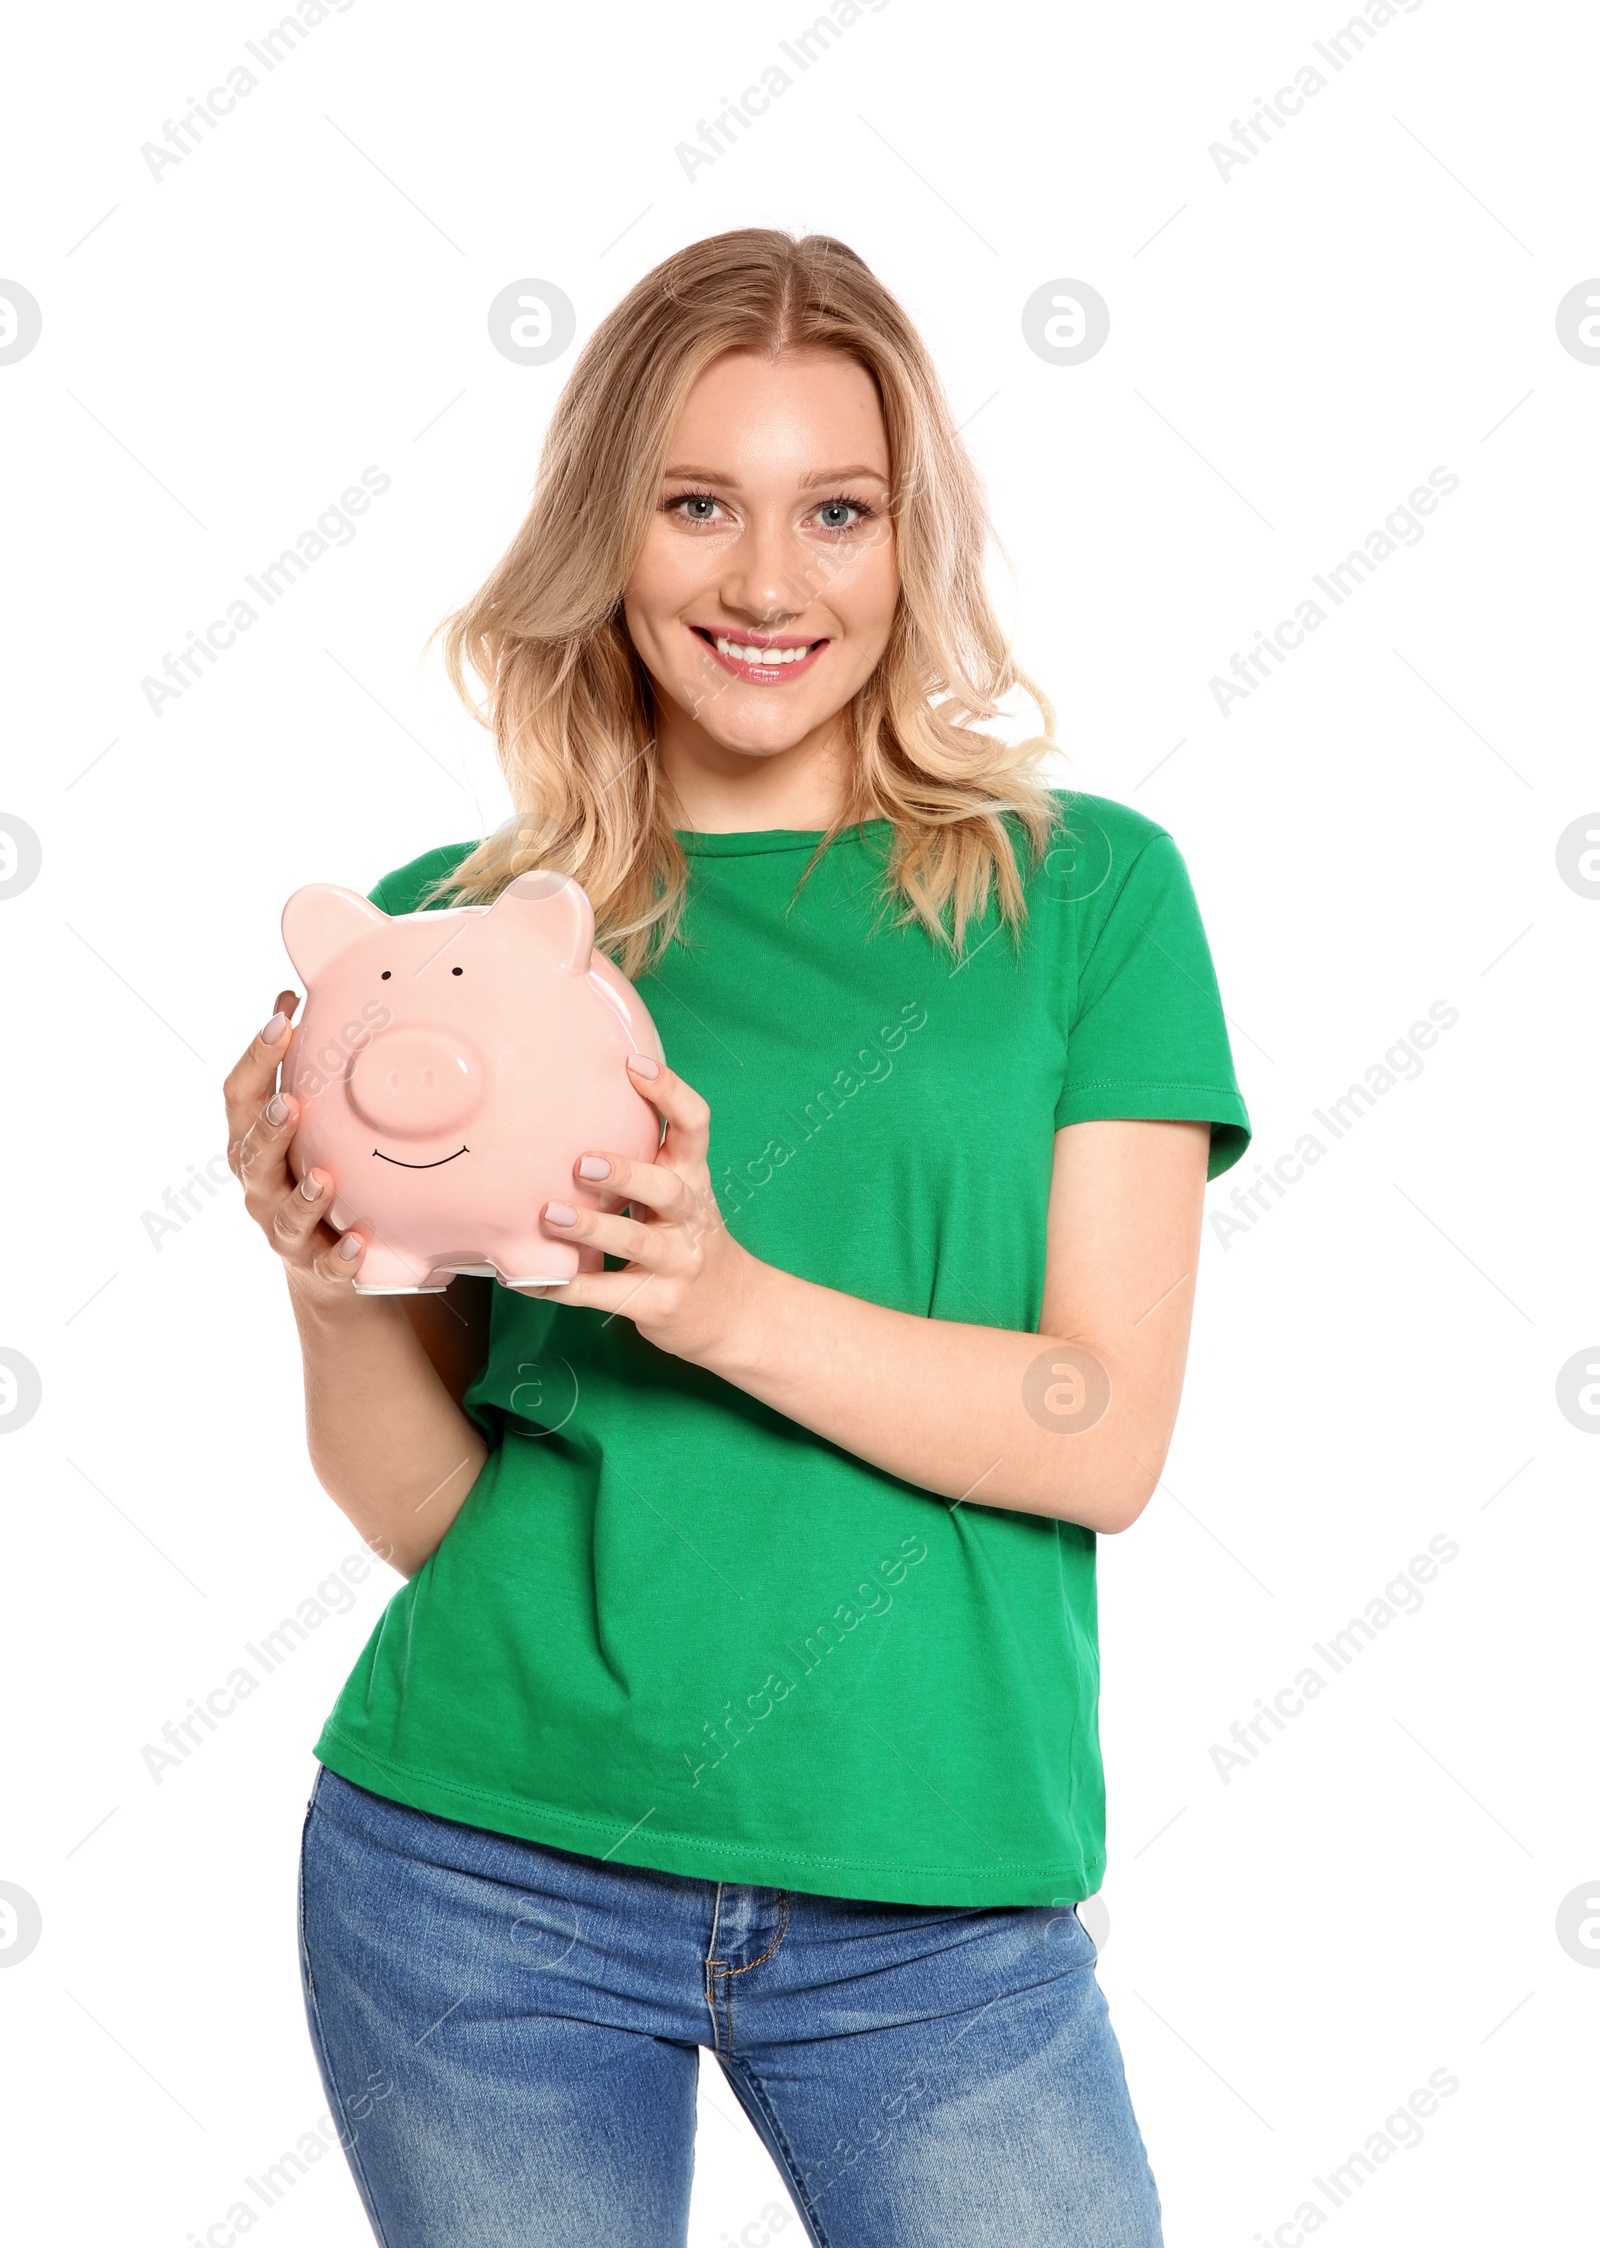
[368,839,482,915]
[1019,787,1183,921]
[1042,786,1173,862]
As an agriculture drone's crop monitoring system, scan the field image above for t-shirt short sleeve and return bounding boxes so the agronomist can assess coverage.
[1056,828,1252,1181]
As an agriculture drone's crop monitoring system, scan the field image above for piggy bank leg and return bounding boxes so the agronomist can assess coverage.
[349,1237,448,1294]
[494,1235,582,1288]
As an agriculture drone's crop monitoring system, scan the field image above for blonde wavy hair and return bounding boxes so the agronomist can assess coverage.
[428,227,1063,975]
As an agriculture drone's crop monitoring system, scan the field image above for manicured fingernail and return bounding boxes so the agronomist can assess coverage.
[266,1095,290,1126]
[576,1155,611,1181]
[628,1053,660,1079]
[260,1011,288,1045]
[545,1200,578,1227]
[337,1234,362,1261]
[300,1172,325,1201]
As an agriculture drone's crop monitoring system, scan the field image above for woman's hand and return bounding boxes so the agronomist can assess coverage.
[223,989,369,1303]
[523,1055,764,1362]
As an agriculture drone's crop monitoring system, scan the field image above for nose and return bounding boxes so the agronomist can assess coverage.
[347,1028,483,1138]
[720,511,809,629]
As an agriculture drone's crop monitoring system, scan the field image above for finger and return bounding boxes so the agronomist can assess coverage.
[572,1149,692,1218]
[269,1166,340,1262]
[223,990,299,1153]
[541,1198,660,1267]
[310,1226,368,1287]
[514,1268,657,1318]
[626,1054,710,1164]
[235,1081,300,1201]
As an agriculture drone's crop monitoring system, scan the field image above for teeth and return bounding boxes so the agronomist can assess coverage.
[714,636,812,666]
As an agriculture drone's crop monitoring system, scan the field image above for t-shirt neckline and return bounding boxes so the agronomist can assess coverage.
[673,820,893,858]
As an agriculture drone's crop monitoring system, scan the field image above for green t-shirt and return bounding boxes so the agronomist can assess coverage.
[314,790,1251,1906]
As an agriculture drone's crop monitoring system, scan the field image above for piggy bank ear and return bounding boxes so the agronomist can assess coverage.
[496,870,595,972]
[282,885,388,982]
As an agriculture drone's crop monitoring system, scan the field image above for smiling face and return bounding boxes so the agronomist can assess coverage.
[621,348,901,821]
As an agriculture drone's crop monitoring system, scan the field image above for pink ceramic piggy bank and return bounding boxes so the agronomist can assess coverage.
[278,871,664,1293]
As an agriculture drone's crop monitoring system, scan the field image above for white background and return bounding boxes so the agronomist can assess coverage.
[1,1,1595,2241]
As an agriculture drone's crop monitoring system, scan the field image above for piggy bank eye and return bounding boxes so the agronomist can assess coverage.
[381,970,391,980]
[452,966,464,976]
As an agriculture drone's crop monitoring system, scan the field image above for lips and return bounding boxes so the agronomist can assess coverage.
[372,1145,469,1168]
[690,626,829,685]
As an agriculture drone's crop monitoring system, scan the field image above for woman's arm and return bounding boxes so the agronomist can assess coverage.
[531,1060,1212,1534]
[226,996,490,1576]
[711,1116,1208,1531]
[285,1283,489,1574]
[400,1278,495,1414]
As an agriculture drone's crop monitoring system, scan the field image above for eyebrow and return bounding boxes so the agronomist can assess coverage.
[661,462,888,488]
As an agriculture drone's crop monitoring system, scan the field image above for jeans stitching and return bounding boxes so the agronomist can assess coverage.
[707,1890,790,2059]
[725,1890,791,1977]
[704,1881,730,2058]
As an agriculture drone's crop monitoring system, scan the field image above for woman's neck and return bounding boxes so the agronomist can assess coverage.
[656,714,855,835]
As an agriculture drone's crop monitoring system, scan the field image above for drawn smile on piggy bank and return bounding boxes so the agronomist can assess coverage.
[345,1025,483,1172]
[279,869,665,1294]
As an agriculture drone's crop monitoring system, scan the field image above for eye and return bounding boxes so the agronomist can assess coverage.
[667,489,727,525]
[811,497,871,533]
[381,970,391,980]
[452,966,464,976]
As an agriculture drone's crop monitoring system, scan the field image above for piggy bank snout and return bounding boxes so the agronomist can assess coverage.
[347,1028,484,1138]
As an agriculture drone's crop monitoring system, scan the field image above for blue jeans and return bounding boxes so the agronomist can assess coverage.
[298,1767,1164,2246]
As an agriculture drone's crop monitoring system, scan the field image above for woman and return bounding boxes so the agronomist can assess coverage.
[228,229,1250,2246]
